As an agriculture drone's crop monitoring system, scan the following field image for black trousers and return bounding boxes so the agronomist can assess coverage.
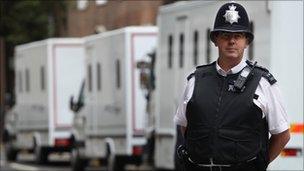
[184,160,266,171]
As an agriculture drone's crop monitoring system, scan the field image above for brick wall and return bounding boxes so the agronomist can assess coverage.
[66,0,164,37]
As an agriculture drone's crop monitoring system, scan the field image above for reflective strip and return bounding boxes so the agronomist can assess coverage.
[290,123,304,133]
[280,148,302,157]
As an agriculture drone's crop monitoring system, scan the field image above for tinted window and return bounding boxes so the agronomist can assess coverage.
[206,28,211,64]
[193,30,199,66]
[116,60,121,89]
[88,64,92,92]
[25,69,30,92]
[168,35,173,69]
[40,66,45,91]
[179,33,184,68]
[97,63,101,91]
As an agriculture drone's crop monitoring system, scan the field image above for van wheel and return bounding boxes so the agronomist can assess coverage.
[71,147,86,171]
[112,156,125,171]
[5,142,18,161]
[34,146,48,164]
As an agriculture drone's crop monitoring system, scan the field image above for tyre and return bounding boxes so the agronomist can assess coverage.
[5,142,18,161]
[34,145,48,164]
[71,147,87,171]
[112,156,125,171]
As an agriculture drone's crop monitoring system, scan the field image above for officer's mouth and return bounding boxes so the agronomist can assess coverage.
[225,48,237,52]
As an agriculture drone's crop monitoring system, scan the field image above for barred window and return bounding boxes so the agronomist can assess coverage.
[168,35,173,69]
[193,30,199,66]
[179,33,184,68]
[116,60,121,89]
[97,63,102,91]
[87,64,92,92]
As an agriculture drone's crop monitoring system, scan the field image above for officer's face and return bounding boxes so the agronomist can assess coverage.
[214,32,249,61]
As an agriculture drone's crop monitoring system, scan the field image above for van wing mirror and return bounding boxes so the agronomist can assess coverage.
[70,95,76,112]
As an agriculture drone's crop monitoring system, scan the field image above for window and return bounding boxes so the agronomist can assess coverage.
[18,71,23,93]
[206,28,211,64]
[40,66,45,91]
[179,33,184,68]
[25,68,30,92]
[116,60,121,89]
[248,21,254,60]
[77,0,88,10]
[168,35,173,69]
[193,30,199,66]
[87,64,92,92]
[97,63,101,91]
[96,0,107,5]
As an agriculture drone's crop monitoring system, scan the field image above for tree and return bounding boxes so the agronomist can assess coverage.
[0,0,67,47]
[0,0,67,105]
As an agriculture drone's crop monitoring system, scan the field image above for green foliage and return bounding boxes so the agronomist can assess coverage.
[0,0,67,46]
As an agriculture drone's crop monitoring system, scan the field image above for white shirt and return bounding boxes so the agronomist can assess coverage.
[174,59,289,135]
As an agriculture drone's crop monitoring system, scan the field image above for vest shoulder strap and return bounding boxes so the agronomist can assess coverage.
[246,60,277,85]
[187,62,216,81]
[196,61,216,69]
[187,73,195,81]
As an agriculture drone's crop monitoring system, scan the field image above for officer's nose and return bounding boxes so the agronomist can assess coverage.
[228,37,236,45]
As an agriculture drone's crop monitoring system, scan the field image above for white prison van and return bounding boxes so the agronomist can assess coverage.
[70,26,157,171]
[3,38,85,164]
[154,1,303,170]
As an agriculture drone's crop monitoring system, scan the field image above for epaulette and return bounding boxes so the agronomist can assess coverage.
[187,73,195,81]
[262,72,277,85]
[190,62,216,81]
[196,61,216,69]
[246,60,277,85]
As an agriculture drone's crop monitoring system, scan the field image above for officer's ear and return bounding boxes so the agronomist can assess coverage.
[245,37,250,47]
[213,35,219,47]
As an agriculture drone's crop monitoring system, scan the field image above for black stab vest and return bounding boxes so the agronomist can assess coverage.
[185,62,269,165]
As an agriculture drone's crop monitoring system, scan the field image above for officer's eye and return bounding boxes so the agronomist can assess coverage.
[220,32,230,38]
[233,33,245,39]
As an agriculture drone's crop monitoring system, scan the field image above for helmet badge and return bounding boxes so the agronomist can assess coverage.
[223,4,240,24]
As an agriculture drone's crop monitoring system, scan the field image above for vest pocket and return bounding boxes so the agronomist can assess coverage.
[218,129,261,163]
[186,130,210,163]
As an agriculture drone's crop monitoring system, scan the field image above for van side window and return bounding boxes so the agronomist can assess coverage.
[88,64,92,92]
[25,68,30,92]
[248,21,254,60]
[116,60,121,89]
[168,35,173,69]
[97,63,101,91]
[17,71,22,93]
[206,28,211,64]
[40,66,45,91]
[179,33,184,68]
[193,30,199,66]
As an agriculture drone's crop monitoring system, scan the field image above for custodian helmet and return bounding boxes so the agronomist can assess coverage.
[210,2,254,44]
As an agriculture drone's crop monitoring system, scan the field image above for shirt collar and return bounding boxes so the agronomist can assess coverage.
[216,59,247,76]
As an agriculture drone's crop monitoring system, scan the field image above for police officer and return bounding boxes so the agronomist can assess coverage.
[174,2,290,171]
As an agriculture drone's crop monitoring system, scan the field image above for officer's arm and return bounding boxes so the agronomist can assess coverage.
[268,129,290,163]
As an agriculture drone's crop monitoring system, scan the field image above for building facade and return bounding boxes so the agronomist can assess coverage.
[66,0,176,37]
